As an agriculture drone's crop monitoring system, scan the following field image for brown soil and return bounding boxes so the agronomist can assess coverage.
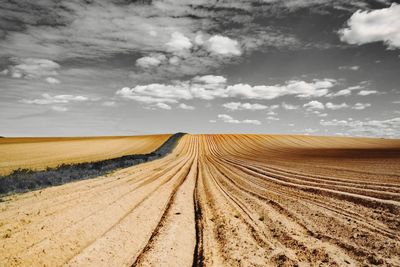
[0,134,399,266]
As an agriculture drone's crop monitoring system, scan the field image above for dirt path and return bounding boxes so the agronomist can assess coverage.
[1,134,399,266]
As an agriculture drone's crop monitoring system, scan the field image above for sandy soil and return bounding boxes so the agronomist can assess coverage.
[0,134,399,266]
[0,135,171,175]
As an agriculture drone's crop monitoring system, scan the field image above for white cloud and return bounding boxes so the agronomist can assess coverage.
[352,102,371,110]
[205,35,242,56]
[304,100,325,110]
[178,103,195,110]
[51,106,68,112]
[136,53,167,68]
[321,117,400,138]
[222,102,268,111]
[102,101,116,107]
[266,116,280,121]
[281,102,299,110]
[21,93,89,105]
[45,77,60,84]
[339,3,400,49]
[192,75,227,84]
[5,58,60,79]
[338,65,360,71]
[326,84,365,97]
[326,102,349,110]
[209,119,216,123]
[166,32,192,54]
[155,103,172,110]
[117,76,337,104]
[358,90,377,96]
[217,114,261,125]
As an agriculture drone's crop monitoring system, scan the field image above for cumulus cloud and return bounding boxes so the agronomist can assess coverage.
[136,53,167,68]
[338,65,360,71]
[325,102,349,110]
[45,77,60,84]
[117,76,337,105]
[303,100,325,110]
[178,103,195,110]
[166,32,193,54]
[266,116,280,121]
[281,102,299,110]
[4,58,60,79]
[204,35,242,56]
[326,84,369,97]
[339,4,400,49]
[222,102,268,111]
[217,114,261,125]
[321,117,400,138]
[21,93,89,105]
[358,90,377,96]
[352,102,371,110]
[155,103,172,110]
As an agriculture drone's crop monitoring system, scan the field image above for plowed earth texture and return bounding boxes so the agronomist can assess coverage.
[1,134,399,266]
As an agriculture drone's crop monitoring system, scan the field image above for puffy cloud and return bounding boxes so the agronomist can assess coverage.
[226,79,335,100]
[281,102,299,110]
[339,4,400,49]
[326,84,366,97]
[352,102,371,110]
[303,100,325,110]
[321,117,400,138]
[166,32,192,54]
[21,93,89,105]
[5,58,60,79]
[51,106,68,112]
[358,90,377,96]
[117,76,337,105]
[217,114,261,125]
[205,35,241,56]
[136,53,167,68]
[338,65,360,71]
[155,103,172,110]
[45,77,61,84]
[325,102,349,110]
[222,102,268,111]
[178,103,195,110]
[266,116,280,121]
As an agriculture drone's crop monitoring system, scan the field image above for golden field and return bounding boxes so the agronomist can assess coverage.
[0,134,400,266]
[0,135,171,175]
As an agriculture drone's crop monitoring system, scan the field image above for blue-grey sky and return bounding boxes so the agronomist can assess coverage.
[0,0,399,137]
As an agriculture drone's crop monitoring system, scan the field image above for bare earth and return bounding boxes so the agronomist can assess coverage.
[0,134,399,266]
[0,135,171,175]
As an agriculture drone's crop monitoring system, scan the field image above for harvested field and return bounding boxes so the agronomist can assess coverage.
[0,135,171,175]
[0,134,400,266]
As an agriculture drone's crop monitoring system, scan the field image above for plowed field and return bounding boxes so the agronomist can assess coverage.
[0,135,171,175]
[1,134,399,266]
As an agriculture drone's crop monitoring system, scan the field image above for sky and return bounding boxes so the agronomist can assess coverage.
[0,0,399,137]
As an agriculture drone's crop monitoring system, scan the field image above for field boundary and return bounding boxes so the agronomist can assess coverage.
[0,133,186,196]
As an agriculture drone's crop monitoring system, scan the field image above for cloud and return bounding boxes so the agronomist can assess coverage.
[281,102,299,110]
[321,117,400,138]
[204,35,241,56]
[338,65,360,71]
[117,76,337,104]
[51,106,68,112]
[102,101,116,107]
[45,77,60,84]
[339,3,400,49]
[21,93,89,105]
[326,84,367,97]
[325,102,349,110]
[352,102,371,110]
[155,103,171,110]
[217,114,261,125]
[222,102,268,111]
[266,116,280,121]
[303,100,325,110]
[166,32,192,54]
[178,103,195,110]
[136,53,167,68]
[358,90,377,96]
[4,58,60,79]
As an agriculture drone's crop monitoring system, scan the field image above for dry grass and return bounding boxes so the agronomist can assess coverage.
[0,135,171,175]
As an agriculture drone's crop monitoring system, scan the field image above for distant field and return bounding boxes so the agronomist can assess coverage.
[0,135,171,175]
